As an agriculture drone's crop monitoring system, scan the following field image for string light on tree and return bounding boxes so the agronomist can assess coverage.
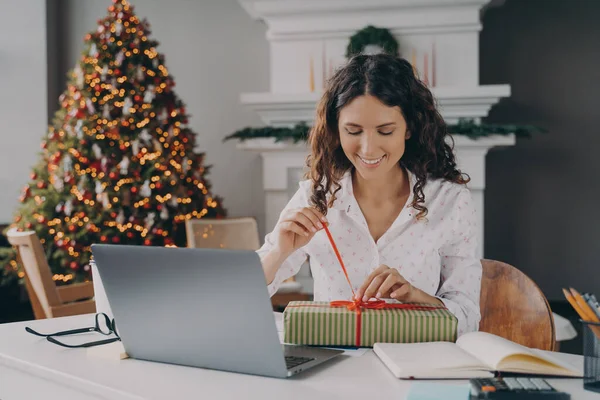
[1,0,225,287]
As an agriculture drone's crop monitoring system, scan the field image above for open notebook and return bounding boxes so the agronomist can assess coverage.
[373,331,583,379]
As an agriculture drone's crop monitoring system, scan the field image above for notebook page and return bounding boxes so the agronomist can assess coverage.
[373,342,489,378]
[456,331,537,370]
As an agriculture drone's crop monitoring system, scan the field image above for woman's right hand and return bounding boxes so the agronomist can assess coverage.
[273,207,328,256]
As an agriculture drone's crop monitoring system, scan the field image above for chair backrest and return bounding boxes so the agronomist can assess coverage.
[185,217,261,250]
[479,259,555,351]
[6,228,61,319]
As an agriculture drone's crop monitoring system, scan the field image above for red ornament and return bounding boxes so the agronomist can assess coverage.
[110,212,117,218]
[80,139,87,146]
[155,182,162,190]
[156,229,163,236]
[109,171,118,180]
[131,187,138,194]
[119,144,126,151]
[25,222,33,229]
[41,141,47,149]
[114,69,121,75]
[30,172,37,180]
[144,239,152,246]
[37,216,46,224]
[164,238,173,246]
[37,181,46,189]
[95,85,101,92]
[100,235,108,242]
[126,232,134,239]
[143,202,151,209]
[68,225,76,232]
[112,236,120,244]
[134,95,142,103]
[70,261,79,270]
[76,109,86,119]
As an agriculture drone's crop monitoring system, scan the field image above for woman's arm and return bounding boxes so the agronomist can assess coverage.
[436,188,483,336]
[261,248,293,285]
[256,181,314,296]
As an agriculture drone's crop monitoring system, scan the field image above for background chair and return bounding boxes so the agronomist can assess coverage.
[185,217,260,250]
[185,218,310,309]
[6,228,95,320]
[479,259,556,351]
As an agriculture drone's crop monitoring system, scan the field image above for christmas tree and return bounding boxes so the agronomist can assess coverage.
[1,0,226,286]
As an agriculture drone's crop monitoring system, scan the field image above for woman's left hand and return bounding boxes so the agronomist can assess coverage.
[355,264,414,302]
[355,264,444,306]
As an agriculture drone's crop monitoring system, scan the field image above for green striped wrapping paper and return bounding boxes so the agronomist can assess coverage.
[283,301,458,347]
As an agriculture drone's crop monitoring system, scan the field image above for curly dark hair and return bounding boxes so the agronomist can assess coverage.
[306,53,469,220]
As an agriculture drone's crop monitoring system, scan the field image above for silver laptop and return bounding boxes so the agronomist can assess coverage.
[91,244,343,378]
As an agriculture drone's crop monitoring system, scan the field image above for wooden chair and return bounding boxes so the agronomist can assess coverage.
[6,228,95,320]
[185,217,261,250]
[479,259,556,351]
[185,218,309,308]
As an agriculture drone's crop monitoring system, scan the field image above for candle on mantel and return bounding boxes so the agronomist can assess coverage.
[432,41,436,87]
[424,53,429,85]
[322,43,327,90]
[309,55,315,92]
[329,58,334,82]
[411,48,418,77]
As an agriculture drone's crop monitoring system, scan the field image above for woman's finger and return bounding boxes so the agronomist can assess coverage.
[390,282,412,301]
[362,271,391,301]
[304,207,328,225]
[356,265,390,300]
[297,208,324,232]
[281,221,310,237]
[285,211,319,233]
[377,273,402,298]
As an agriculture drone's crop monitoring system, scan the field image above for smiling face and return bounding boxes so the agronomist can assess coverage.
[338,94,409,181]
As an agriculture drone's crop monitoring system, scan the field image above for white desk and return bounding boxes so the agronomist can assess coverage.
[0,315,594,400]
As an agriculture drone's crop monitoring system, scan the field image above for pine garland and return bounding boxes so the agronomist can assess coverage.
[223,119,545,143]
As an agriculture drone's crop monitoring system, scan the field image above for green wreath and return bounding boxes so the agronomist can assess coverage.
[346,25,399,59]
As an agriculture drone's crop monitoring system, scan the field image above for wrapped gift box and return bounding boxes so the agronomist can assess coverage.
[283,301,457,347]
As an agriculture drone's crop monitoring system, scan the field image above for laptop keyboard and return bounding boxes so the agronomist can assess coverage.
[285,356,314,369]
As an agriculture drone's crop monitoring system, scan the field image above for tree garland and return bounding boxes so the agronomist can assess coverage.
[346,25,399,58]
[223,119,545,143]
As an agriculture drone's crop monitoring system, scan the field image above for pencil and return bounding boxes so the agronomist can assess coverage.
[562,288,587,321]
[570,288,600,322]
[564,288,600,339]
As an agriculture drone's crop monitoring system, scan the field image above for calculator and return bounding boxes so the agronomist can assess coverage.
[469,377,570,399]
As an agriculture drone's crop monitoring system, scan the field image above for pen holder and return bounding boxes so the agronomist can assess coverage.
[582,320,600,393]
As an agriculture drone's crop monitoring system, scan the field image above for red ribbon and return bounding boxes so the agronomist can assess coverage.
[318,224,446,346]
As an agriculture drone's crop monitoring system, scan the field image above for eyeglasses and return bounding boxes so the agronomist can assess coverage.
[25,313,121,348]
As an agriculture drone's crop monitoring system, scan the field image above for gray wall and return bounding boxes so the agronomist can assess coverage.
[56,0,270,235]
[0,0,47,223]
[481,0,600,300]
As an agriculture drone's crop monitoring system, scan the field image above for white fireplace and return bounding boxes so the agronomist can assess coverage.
[235,0,515,292]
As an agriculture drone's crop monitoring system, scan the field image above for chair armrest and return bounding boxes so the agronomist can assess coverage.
[57,282,94,303]
[51,299,96,318]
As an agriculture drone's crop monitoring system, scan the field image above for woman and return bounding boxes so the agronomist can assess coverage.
[257,53,481,335]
